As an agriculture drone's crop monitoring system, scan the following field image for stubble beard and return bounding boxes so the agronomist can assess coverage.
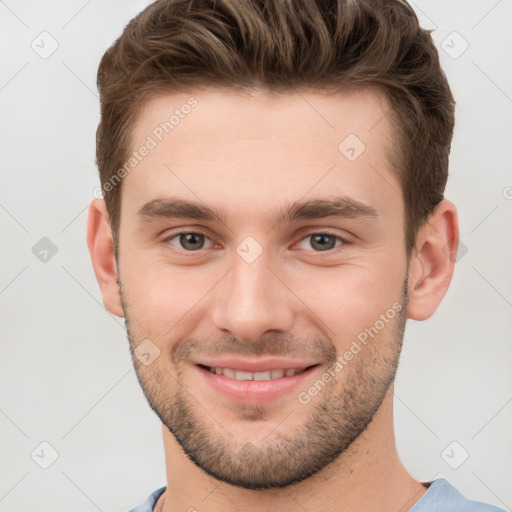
[121,281,408,490]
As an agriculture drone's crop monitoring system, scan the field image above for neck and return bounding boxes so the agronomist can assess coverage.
[158,385,427,512]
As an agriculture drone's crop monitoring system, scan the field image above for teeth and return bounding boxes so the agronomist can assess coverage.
[235,370,253,381]
[208,366,302,380]
[223,368,236,379]
[253,371,271,381]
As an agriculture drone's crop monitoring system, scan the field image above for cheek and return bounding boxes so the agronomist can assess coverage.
[122,258,216,335]
[121,236,407,347]
[289,260,405,341]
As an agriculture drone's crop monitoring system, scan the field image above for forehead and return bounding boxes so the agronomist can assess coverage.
[132,85,393,158]
[122,86,401,228]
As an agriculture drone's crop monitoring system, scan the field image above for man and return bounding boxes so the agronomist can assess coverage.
[87,0,506,511]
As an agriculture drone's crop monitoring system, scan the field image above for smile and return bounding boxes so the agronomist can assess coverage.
[195,363,321,405]
[202,365,312,381]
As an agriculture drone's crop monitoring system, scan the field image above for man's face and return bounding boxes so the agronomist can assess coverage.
[117,87,410,489]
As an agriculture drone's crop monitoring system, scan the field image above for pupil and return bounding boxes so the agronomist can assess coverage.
[181,233,204,250]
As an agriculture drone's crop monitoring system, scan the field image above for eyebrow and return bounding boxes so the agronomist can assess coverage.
[137,196,379,226]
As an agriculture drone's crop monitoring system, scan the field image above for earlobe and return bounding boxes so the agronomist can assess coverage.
[87,199,125,318]
[406,199,459,321]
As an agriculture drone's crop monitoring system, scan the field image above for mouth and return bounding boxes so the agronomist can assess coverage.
[197,364,318,381]
[194,362,321,405]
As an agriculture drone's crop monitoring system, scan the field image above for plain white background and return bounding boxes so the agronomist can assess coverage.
[1,1,511,511]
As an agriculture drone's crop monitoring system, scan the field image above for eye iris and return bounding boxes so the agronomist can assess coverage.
[311,234,336,251]
[180,233,204,250]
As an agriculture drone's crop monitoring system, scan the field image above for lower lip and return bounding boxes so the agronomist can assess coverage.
[194,364,320,405]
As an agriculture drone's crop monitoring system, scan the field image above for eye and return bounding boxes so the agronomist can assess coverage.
[163,230,347,254]
[296,232,346,252]
[165,231,216,251]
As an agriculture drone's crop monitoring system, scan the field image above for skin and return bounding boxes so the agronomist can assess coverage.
[88,86,458,512]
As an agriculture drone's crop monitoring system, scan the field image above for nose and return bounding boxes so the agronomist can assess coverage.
[210,250,295,343]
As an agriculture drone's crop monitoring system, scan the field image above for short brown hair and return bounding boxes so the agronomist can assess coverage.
[96,0,455,253]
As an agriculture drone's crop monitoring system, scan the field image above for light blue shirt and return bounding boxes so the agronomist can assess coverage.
[128,478,507,512]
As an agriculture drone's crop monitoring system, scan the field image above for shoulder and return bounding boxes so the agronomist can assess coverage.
[128,486,167,512]
[409,478,507,512]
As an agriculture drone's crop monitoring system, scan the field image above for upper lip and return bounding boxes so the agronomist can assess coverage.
[194,358,319,373]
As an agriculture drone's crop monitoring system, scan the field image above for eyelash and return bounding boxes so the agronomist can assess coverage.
[162,230,349,255]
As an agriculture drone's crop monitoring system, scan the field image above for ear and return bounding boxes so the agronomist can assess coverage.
[87,198,125,318]
[406,199,459,321]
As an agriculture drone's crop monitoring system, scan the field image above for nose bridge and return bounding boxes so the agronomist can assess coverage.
[211,247,294,342]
